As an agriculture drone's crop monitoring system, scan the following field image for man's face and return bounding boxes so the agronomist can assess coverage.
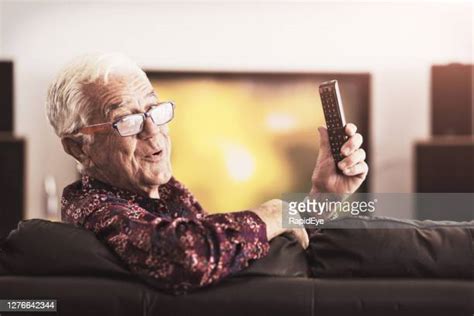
[81,73,172,197]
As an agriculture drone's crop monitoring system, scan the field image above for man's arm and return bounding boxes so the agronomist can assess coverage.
[168,178,309,248]
[82,201,269,295]
[160,177,205,215]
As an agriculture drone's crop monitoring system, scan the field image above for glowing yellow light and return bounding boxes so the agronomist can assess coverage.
[265,112,297,132]
[221,142,255,182]
[151,79,313,212]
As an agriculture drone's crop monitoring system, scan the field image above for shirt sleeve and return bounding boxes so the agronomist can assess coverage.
[160,177,205,216]
[83,201,269,295]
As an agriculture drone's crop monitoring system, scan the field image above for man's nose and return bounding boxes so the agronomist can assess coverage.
[139,116,160,139]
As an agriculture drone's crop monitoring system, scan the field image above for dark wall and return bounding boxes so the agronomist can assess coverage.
[431,64,473,136]
[0,61,25,237]
[0,61,14,133]
[0,136,25,237]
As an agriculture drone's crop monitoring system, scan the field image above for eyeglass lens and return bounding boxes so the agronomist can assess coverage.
[115,102,173,136]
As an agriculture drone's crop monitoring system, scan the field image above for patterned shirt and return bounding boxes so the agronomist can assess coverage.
[61,175,270,294]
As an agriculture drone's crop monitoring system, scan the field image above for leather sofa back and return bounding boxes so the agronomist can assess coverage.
[0,219,310,282]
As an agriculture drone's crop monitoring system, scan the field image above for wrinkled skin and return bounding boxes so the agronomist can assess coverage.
[62,73,172,198]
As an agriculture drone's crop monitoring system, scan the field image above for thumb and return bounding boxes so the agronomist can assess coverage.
[317,126,331,157]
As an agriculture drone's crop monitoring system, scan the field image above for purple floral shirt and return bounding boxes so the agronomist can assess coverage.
[61,175,269,294]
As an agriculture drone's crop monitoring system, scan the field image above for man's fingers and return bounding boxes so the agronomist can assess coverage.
[342,161,369,177]
[303,230,309,249]
[341,133,363,156]
[345,123,357,137]
[292,228,309,249]
[317,126,331,156]
[338,148,366,170]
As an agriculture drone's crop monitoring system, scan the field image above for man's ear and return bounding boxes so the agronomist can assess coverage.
[61,136,91,167]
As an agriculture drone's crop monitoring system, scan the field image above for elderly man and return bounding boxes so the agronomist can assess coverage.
[46,53,368,294]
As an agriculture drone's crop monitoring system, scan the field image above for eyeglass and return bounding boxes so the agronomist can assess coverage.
[77,101,175,137]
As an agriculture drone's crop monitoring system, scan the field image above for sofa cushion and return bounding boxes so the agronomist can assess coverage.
[307,216,474,279]
[0,275,315,316]
[0,219,131,277]
[237,232,310,277]
[0,275,472,316]
[0,219,310,280]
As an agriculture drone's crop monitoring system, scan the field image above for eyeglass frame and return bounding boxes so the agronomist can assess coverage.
[75,101,175,137]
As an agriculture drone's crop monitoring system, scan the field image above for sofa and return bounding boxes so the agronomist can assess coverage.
[0,217,472,316]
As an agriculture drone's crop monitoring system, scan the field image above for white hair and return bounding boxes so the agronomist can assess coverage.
[46,52,147,139]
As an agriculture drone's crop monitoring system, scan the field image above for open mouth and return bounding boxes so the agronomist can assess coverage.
[144,150,163,162]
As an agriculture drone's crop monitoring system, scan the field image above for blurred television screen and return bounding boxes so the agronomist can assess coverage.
[148,71,370,212]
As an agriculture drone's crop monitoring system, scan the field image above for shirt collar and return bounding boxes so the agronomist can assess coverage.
[80,174,174,203]
[81,174,146,203]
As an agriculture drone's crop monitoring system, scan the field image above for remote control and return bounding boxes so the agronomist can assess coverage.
[318,80,348,169]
